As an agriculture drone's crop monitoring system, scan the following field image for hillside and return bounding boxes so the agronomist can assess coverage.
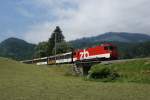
[0,57,150,100]
[91,58,150,83]
[0,37,36,60]
[118,41,150,58]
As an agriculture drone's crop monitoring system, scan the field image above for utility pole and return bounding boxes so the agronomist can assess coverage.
[55,31,57,56]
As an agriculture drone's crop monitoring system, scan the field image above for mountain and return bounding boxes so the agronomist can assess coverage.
[70,32,150,48]
[95,32,150,42]
[0,37,36,60]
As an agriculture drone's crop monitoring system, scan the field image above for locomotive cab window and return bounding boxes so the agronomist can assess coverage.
[104,47,108,50]
[104,46,114,50]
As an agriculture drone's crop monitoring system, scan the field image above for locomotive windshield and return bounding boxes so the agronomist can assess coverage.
[104,46,115,50]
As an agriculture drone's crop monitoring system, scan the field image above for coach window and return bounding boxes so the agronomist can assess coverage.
[61,55,63,59]
[56,56,58,60]
[52,57,55,60]
[64,55,67,59]
[64,55,66,59]
[66,54,69,58]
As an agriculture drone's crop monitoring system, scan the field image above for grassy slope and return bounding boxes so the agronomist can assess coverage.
[92,58,150,83]
[0,57,150,100]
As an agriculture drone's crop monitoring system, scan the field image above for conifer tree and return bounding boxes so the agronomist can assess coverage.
[48,26,65,55]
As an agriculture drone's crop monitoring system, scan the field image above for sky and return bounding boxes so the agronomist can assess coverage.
[0,0,150,44]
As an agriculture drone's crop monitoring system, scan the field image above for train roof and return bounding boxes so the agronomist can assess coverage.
[20,59,33,63]
[33,57,47,61]
[48,52,72,58]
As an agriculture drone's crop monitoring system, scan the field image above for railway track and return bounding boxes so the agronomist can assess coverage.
[101,57,150,64]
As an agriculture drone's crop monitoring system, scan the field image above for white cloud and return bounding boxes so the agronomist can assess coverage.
[23,22,54,43]
[23,0,150,43]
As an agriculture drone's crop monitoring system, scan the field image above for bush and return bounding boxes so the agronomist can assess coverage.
[87,65,119,81]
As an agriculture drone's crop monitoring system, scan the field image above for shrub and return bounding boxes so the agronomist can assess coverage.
[87,65,119,81]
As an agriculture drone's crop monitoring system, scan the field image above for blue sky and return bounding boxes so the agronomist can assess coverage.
[0,0,150,44]
[0,0,57,41]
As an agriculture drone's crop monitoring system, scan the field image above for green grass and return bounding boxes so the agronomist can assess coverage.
[90,58,150,83]
[0,57,150,100]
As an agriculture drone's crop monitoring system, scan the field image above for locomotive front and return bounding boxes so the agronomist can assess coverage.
[102,43,118,60]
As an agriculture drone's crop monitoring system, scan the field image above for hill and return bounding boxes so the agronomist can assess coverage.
[0,37,36,60]
[0,57,150,100]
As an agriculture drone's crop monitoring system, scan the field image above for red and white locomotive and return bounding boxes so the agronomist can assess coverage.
[22,43,118,65]
[73,43,118,62]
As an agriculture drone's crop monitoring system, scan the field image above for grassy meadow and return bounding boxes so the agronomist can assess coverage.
[0,57,150,100]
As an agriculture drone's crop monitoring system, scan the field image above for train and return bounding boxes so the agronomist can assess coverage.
[22,43,118,65]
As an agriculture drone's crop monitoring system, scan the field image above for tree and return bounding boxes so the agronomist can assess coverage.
[51,26,65,43]
[47,26,65,55]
